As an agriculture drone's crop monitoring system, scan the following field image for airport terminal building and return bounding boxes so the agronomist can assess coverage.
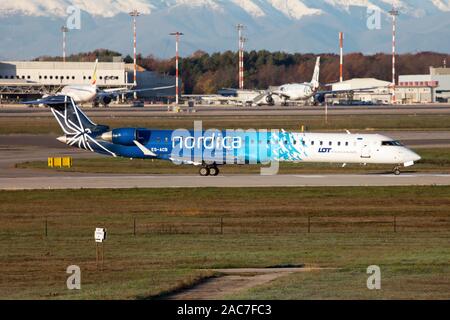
[0,60,176,102]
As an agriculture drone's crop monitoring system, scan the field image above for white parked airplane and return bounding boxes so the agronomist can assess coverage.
[260,56,321,105]
[45,59,173,107]
[261,57,387,106]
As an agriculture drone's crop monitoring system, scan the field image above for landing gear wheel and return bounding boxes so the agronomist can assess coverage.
[209,166,219,176]
[393,167,401,175]
[199,167,210,176]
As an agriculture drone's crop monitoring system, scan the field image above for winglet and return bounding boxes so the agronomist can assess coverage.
[133,140,157,157]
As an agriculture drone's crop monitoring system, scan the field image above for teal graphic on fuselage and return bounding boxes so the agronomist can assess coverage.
[273,130,308,161]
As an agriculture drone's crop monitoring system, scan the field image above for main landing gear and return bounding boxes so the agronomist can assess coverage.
[199,165,220,176]
[393,166,401,175]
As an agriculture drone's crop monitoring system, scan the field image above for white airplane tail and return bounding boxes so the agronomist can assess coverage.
[91,59,98,86]
[311,56,320,89]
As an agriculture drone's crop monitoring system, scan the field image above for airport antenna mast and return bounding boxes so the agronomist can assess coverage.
[129,9,140,93]
[170,32,184,106]
[339,32,344,82]
[389,6,399,105]
[61,26,69,63]
[236,24,246,90]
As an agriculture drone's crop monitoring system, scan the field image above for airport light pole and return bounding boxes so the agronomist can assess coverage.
[389,6,399,105]
[339,32,344,82]
[129,9,140,99]
[236,24,245,90]
[170,32,183,105]
[61,26,69,63]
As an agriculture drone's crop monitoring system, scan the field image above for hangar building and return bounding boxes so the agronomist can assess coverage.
[397,67,450,103]
[329,78,392,105]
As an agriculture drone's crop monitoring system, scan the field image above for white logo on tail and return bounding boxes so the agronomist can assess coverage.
[51,97,116,156]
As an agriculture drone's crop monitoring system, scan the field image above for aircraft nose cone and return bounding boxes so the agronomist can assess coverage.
[406,150,421,162]
[412,152,421,162]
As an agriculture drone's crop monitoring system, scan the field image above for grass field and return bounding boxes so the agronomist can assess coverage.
[0,187,449,299]
[16,148,450,174]
[2,114,450,134]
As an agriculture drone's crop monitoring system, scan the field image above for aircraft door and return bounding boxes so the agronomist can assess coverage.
[361,144,371,158]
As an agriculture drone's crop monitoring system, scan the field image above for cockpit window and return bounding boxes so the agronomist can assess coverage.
[381,140,403,146]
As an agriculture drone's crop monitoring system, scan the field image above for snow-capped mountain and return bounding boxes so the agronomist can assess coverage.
[0,0,449,60]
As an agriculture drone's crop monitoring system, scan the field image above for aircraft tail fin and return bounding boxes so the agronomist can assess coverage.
[311,56,320,89]
[91,59,98,85]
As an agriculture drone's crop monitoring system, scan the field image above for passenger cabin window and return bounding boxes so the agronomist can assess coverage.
[320,141,323,146]
[311,141,314,145]
[329,141,332,146]
[338,142,341,146]
[381,140,403,146]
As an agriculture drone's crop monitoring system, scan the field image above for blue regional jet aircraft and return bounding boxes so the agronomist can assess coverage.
[25,95,421,176]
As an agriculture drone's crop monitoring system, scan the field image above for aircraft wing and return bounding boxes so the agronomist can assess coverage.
[99,85,175,97]
[22,95,69,106]
[317,85,389,96]
[312,85,391,104]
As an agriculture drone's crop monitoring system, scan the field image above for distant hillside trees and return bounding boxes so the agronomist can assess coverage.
[138,51,450,94]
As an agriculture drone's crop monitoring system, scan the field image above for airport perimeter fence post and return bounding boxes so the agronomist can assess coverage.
[308,216,311,233]
[133,218,136,236]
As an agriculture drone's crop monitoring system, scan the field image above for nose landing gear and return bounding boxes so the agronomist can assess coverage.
[393,166,401,175]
